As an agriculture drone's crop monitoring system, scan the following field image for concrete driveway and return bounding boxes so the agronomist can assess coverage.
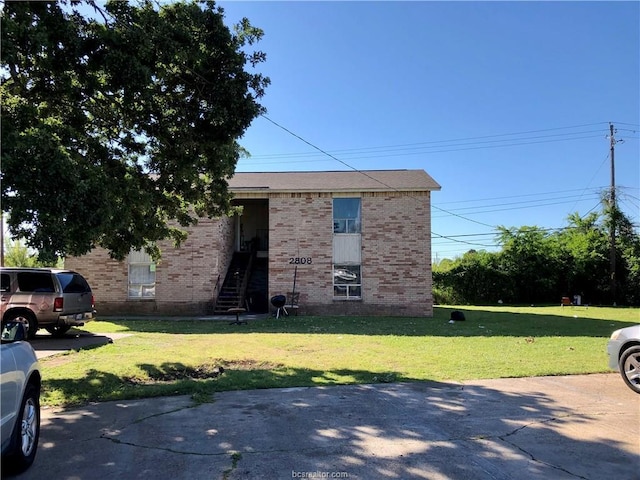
[7,372,639,480]
[29,330,132,359]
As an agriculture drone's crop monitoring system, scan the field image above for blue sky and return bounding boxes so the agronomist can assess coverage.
[219,1,640,259]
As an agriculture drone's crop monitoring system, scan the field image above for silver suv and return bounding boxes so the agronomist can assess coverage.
[1,322,41,473]
[0,268,96,338]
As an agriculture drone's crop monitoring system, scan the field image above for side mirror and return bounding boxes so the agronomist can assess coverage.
[1,322,28,343]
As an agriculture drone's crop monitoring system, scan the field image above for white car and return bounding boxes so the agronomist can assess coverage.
[1,322,41,473]
[607,324,640,394]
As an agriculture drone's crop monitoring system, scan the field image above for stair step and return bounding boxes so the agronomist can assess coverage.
[213,251,255,314]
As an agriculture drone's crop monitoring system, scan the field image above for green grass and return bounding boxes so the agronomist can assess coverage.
[39,305,639,407]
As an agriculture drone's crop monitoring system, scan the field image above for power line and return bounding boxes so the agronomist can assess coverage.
[433,232,497,238]
[246,122,610,160]
[568,153,610,214]
[432,231,497,248]
[436,186,608,205]
[260,115,358,172]
[610,121,640,127]
[240,132,606,164]
[436,192,602,213]
[260,114,501,236]
[432,193,603,218]
[432,205,496,228]
[258,115,634,249]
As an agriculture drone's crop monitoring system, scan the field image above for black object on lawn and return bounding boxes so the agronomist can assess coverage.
[271,295,287,319]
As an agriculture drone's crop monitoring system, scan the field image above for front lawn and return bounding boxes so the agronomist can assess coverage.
[39,305,639,407]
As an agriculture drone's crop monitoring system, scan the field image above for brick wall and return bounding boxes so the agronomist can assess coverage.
[361,192,433,316]
[65,248,127,309]
[66,190,434,317]
[267,191,433,316]
[268,194,334,310]
[65,216,235,315]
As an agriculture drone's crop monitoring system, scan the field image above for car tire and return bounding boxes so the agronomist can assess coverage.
[4,312,37,340]
[45,325,72,337]
[6,383,40,473]
[618,345,640,394]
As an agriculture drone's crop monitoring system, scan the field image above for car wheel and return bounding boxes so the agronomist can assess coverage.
[45,325,72,337]
[4,312,37,340]
[7,383,40,472]
[618,345,640,394]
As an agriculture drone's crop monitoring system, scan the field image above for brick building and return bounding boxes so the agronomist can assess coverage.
[66,169,441,317]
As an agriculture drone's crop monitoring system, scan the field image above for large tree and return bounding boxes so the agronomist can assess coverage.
[1,0,269,263]
[496,225,562,304]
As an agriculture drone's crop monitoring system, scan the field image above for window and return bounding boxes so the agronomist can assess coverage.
[56,273,91,293]
[128,250,156,298]
[333,265,361,299]
[16,272,55,292]
[1,274,10,293]
[333,198,362,299]
[333,198,361,234]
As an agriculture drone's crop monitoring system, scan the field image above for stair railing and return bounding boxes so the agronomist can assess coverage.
[237,251,255,308]
[214,274,221,297]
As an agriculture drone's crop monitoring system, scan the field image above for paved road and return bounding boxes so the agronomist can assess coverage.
[7,371,639,480]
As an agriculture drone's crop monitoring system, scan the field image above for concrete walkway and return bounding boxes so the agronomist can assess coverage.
[9,374,640,480]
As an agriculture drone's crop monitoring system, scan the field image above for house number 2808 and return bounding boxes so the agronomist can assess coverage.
[289,257,313,265]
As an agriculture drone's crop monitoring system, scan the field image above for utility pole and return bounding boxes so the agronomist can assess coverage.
[609,123,617,305]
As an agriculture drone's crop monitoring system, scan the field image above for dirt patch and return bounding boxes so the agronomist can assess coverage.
[41,355,74,368]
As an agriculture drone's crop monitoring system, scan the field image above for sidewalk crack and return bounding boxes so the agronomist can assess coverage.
[497,416,590,480]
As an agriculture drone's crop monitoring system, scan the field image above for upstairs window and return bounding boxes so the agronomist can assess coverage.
[333,198,361,234]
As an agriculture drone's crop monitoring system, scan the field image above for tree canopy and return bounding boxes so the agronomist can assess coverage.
[1,0,269,263]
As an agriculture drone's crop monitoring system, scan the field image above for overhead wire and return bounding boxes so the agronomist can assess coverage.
[432,192,604,218]
[256,116,634,254]
[243,120,632,252]
[436,186,608,205]
[240,132,606,164]
[258,116,636,246]
[260,114,502,247]
[567,153,610,214]
[435,191,603,211]
[244,122,610,161]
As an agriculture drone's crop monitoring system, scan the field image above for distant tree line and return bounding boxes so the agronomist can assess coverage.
[433,207,640,306]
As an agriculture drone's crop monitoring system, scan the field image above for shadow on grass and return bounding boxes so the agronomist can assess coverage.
[42,363,411,407]
[27,365,638,480]
[93,306,634,338]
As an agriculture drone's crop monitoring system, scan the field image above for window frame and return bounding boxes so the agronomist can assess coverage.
[333,198,361,234]
[333,264,362,300]
[128,250,156,299]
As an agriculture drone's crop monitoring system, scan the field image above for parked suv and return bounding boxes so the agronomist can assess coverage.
[1,322,41,473]
[0,268,95,338]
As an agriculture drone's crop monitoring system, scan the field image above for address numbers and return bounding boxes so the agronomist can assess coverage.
[289,257,313,265]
